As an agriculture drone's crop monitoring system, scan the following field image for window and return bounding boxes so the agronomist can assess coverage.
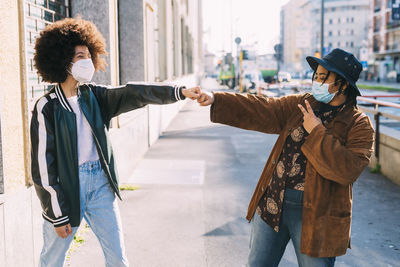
[351,41,354,47]
[346,41,349,47]
[329,31,332,36]
[338,41,341,47]
[338,18,341,23]
[181,18,186,75]
[338,30,341,36]
[329,19,333,24]
[375,0,382,12]
[374,16,382,32]
[373,35,381,52]
[351,29,354,35]
[351,17,354,23]
[157,0,168,81]
[172,0,180,77]
[24,0,70,111]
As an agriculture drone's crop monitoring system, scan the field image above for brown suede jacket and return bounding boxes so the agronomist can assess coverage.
[210,92,374,258]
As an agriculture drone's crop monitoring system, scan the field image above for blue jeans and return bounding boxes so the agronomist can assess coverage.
[248,188,335,267]
[39,160,129,267]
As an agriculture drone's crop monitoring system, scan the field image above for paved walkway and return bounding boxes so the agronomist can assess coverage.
[68,98,400,267]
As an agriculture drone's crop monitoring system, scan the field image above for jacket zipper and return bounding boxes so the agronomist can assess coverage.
[78,98,121,197]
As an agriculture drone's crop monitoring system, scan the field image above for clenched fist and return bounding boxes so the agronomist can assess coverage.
[182,86,201,100]
[197,92,214,106]
[55,223,73,239]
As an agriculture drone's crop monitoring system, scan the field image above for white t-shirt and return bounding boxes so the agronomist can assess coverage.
[67,96,99,165]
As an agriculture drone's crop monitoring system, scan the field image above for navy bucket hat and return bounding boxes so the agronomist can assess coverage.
[306,48,363,96]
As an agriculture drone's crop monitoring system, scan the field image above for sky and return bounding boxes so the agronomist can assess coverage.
[202,0,290,57]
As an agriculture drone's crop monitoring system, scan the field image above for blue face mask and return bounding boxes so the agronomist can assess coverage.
[312,81,337,103]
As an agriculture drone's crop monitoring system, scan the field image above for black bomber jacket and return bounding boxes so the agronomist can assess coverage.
[30,82,185,227]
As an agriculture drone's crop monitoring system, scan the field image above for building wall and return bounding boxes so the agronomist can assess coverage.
[112,0,202,174]
[371,0,400,81]
[281,0,311,73]
[0,0,202,265]
[281,0,370,73]
[0,1,42,266]
[310,0,370,58]
[370,128,400,185]
[71,0,120,86]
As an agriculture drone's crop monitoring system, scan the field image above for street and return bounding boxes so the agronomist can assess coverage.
[68,93,400,267]
[3,0,400,266]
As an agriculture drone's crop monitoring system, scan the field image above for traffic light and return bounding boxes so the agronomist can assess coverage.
[274,44,282,61]
[241,50,249,60]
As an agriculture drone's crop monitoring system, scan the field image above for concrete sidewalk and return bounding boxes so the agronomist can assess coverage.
[68,100,400,267]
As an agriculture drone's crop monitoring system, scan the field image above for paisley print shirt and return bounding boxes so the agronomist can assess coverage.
[257,103,346,232]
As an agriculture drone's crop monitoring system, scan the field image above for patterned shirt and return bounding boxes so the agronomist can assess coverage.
[257,103,345,232]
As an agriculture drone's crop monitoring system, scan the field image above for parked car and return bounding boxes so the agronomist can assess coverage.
[242,70,264,94]
[387,70,397,82]
[278,72,291,82]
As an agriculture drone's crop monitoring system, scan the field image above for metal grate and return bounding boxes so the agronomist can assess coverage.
[24,0,70,105]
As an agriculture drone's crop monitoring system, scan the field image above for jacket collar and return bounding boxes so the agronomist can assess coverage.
[303,93,357,127]
[55,84,83,112]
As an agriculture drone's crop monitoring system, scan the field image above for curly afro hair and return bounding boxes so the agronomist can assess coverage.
[34,17,107,83]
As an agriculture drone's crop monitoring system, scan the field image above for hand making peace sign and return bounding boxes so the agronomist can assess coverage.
[298,100,322,134]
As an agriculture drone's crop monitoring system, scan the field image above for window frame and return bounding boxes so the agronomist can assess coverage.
[24,0,71,111]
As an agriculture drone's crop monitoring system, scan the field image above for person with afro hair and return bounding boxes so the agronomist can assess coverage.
[30,17,201,267]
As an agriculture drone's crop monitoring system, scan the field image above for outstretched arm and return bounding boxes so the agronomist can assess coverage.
[91,83,201,122]
[198,91,305,134]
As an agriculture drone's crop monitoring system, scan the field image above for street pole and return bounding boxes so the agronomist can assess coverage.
[239,51,243,93]
[236,44,240,87]
[230,0,233,53]
[235,37,241,90]
[321,0,325,57]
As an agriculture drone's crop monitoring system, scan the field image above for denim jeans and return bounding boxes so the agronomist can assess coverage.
[248,188,335,267]
[39,160,129,267]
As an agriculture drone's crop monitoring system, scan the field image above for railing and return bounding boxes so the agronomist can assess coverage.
[357,95,400,164]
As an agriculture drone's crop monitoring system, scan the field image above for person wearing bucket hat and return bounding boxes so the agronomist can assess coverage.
[196,48,374,266]
[306,48,363,107]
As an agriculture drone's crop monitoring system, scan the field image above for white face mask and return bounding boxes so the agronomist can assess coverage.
[70,59,95,83]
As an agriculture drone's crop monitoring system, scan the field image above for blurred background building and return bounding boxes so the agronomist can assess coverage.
[311,0,370,59]
[279,0,370,75]
[278,0,398,82]
[202,0,400,87]
[280,0,312,74]
[370,0,400,82]
[0,0,202,266]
